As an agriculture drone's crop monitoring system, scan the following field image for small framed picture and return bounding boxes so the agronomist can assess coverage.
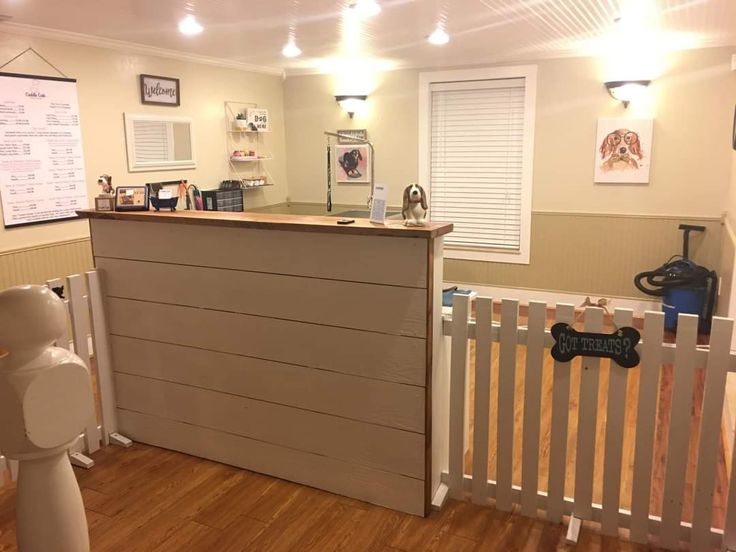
[115,186,149,211]
[732,105,736,150]
[139,74,180,106]
[337,129,367,144]
[94,196,115,212]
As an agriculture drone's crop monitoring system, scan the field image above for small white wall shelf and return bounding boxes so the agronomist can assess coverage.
[224,101,274,191]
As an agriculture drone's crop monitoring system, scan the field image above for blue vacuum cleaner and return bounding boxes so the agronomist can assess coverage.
[634,224,717,333]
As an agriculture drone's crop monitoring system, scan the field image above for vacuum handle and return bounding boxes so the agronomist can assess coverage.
[678,224,705,261]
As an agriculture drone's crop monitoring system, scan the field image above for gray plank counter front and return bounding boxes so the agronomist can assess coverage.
[78,209,452,516]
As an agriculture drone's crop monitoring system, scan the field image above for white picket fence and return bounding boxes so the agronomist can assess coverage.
[441,293,736,551]
[0,270,118,485]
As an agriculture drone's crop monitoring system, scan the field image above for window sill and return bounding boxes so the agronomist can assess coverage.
[444,246,530,265]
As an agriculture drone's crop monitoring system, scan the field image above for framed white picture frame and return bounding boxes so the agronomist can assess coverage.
[335,144,371,184]
[594,118,653,184]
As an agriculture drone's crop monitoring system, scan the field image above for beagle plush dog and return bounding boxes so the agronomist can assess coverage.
[402,183,428,226]
[599,128,643,172]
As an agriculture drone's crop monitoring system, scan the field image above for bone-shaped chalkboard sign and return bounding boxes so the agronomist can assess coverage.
[550,323,641,368]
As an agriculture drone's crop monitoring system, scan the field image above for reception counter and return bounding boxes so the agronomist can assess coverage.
[78,209,452,516]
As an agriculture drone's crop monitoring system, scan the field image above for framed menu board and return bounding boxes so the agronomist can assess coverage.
[0,72,88,228]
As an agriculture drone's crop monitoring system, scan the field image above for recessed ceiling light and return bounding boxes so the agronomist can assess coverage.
[350,0,381,18]
[282,40,302,58]
[428,27,449,46]
[178,14,203,36]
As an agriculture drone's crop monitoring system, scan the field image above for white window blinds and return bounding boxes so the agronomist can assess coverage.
[132,119,174,164]
[429,78,526,251]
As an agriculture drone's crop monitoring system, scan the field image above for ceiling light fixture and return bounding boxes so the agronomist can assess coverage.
[282,39,302,58]
[427,26,450,46]
[604,80,651,108]
[335,95,367,118]
[178,14,203,36]
[349,0,381,18]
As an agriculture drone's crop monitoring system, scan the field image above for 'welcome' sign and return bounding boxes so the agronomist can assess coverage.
[140,74,180,106]
[550,323,641,368]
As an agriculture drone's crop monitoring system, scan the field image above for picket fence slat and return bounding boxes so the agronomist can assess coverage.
[67,274,101,454]
[471,297,493,505]
[690,317,732,550]
[546,303,575,523]
[573,307,604,519]
[86,270,117,446]
[724,400,736,550]
[520,301,546,517]
[0,455,7,479]
[449,293,471,499]
[629,310,665,543]
[495,299,519,511]
[600,308,633,535]
[660,313,699,550]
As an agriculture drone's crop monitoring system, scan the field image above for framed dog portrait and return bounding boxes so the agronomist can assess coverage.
[594,118,653,184]
[335,144,371,184]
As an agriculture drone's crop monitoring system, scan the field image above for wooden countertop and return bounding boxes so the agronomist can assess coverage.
[77,209,453,239]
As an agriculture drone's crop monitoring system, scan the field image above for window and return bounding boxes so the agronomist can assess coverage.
[419,66,537,263]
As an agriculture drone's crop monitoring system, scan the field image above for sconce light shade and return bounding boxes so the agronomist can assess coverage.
[604,80,651,108]
[335,95,367,118]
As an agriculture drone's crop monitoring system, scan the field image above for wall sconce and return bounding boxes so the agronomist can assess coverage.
[335,95,367,118]
[604,80,651,108]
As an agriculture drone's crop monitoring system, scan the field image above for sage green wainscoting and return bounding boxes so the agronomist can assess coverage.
[444,212,721,301]
[0,238,93,290]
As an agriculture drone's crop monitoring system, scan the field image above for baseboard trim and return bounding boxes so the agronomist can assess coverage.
[443,281,662,315]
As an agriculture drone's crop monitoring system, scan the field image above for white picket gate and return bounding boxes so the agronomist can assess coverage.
[440,293,736,551]
[0,269,120,486]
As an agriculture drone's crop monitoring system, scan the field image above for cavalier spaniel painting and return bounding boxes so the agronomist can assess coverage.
[599,128,642,172]
[594,118,653,184]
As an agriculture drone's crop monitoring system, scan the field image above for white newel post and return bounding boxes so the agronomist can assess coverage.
[0,285,94,552]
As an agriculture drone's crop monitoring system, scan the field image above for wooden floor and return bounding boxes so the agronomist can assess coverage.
[463,308,729,529]
[0,443,655,551]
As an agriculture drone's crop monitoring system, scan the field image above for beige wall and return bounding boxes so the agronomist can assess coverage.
[0,30,288,253]
[284,48,734,215]
[718,146,736,321]
[284,47,735,299]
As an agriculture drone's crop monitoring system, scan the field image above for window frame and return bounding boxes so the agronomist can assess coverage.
[418,65,537,264]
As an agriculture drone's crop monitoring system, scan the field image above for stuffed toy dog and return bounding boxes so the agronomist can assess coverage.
[97,174,113,195]
[402,183,428,226]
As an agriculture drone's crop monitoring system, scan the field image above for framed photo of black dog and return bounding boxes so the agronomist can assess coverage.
[335,144,371,183]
